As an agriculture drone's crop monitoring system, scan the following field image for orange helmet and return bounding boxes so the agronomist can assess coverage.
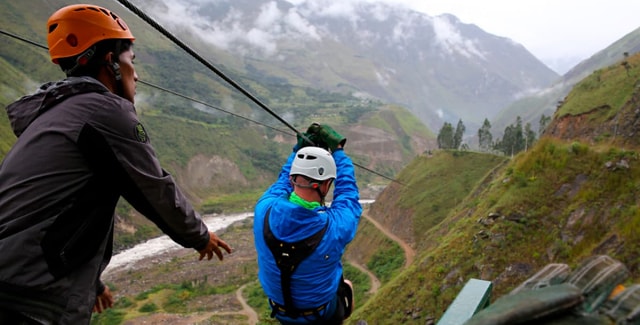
[47,4,135,64]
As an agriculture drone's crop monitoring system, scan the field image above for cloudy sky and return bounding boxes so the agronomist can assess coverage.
[368,0,640,74]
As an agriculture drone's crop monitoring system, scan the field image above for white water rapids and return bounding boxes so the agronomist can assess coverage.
[104,212,253,275]
[103,200,374,276]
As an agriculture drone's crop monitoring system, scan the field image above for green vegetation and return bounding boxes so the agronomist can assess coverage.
[343,262,372,309]
[92,276,238,323]
[392,150,508,244]
[201,190,264,214]
[366,241,404,283]
[350,138,640,323]
[557,53,640,121]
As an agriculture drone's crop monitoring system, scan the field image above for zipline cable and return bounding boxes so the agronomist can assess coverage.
[0,28,406,186]
[0,30,292,136]
[112,0,406,186]
[138,80,294,136]
[113,0,301,137]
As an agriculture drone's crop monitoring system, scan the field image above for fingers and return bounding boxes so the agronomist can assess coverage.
[93,299,104,313]
[218,239,232,254]
[198,232,232,261]
[214,246,223,261]
[199,250,213,261]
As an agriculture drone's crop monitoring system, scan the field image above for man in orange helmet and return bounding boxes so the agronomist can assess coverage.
[0,4,231,324]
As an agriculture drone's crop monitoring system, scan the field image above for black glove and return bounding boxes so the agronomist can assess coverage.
[295,123,322,149]
[316,124,346,151]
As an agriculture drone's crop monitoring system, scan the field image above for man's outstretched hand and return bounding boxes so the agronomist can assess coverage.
[93,285,114,313]
[198,231,233,261]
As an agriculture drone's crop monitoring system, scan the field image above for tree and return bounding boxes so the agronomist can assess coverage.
[539,114,551,137]
[497,116,525,156]
[524,122,536,151]
[477,118,493,152]
[453,119,466,149]
[437,122,455,149]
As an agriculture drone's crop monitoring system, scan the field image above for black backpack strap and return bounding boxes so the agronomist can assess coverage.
[263,206,328,318]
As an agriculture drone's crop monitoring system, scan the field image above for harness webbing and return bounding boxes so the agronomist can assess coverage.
[263,207,328,318]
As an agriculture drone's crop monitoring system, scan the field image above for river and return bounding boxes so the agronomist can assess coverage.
[104,212,253,275]
[104,200,374,276]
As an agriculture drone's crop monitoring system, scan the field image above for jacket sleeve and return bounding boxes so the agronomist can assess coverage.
[328,149,362,245]
[84,96,209,250]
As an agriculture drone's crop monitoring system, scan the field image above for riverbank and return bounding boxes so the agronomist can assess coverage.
[104,212,253,276]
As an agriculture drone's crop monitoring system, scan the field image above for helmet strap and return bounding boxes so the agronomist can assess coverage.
[291,176,330,206]
[63,46,96,76]
[111,40,122,81]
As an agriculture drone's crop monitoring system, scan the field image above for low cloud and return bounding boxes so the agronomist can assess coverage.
[150,0,322,56]
[432,15,485,60]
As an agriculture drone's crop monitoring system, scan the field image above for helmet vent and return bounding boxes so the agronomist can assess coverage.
[66,34,78,47]
[298,153,318,160]
[49,23,58,33]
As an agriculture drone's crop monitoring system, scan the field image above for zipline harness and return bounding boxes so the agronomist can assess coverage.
[262,207,329,319]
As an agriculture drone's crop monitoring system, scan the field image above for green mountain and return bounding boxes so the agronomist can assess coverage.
[0,0,434,248]
[126,0,558,131]
[350,53,640,323]
[491,27,640,139]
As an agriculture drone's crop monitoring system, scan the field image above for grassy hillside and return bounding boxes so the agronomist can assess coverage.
[492,27,640,140]
[556,52,640,120]
[350,139,640,323]
[367,150,508,249]
[545,52,640,149]
[349,54,640,324]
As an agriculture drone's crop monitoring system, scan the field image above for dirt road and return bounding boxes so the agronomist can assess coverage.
[236,284,258,325]
[348,261,381,294]
[107,209,416,324]
[362,213,416,267]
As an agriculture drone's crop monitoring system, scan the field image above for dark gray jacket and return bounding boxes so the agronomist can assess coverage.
[0,77,209,324]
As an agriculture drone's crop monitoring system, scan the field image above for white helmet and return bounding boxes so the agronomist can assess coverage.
[290,147,336,181]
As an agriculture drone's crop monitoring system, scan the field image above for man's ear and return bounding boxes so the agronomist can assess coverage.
[104,52,121,81]
[104,52,114,64]
[322,179,332,192]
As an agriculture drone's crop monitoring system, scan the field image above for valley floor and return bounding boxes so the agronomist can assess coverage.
[102,209,413,325]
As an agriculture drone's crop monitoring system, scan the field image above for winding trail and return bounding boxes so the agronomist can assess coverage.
[348,261,381,294]
[110,204,415,323]
[236,284,259,325]
[362,213,416,267]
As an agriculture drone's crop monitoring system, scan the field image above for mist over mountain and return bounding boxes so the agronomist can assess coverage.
[491,26,640,136]
[137,0,559,131]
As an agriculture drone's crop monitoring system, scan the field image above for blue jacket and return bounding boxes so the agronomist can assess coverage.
[254,147,362,311]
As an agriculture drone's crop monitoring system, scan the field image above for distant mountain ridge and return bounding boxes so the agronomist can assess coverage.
[138,0,559,130]
[492,26,640,136]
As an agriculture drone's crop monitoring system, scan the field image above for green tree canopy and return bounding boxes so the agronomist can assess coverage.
[478,118,493,152]
[453,119,466,149]
[437,122,455,149]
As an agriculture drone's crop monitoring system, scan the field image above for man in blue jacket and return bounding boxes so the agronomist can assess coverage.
[254,124,362,324]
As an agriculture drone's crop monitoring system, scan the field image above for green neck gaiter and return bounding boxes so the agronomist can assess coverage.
[289,192,321,210]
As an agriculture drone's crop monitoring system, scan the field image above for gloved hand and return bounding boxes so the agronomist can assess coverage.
[316,124,346,151]
[295,123,322,149]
